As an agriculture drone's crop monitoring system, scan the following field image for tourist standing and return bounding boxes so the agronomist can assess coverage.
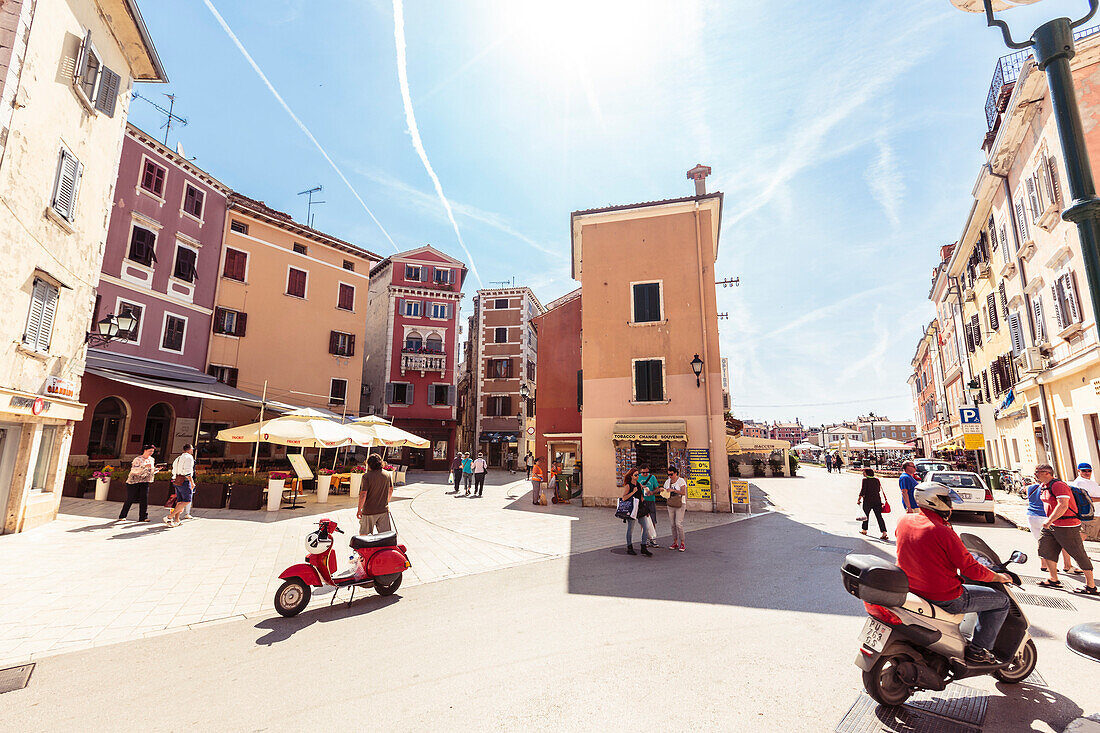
[825,453,833,473]
[857,468,888,540]
[449,453,463,494]
[119,444,156,522]
[472,452,488,497]
[1025,481,1074,575]
[1034,464,1096,594]
[530,457,545,505]
[636,465,660,546]
[899,461,919,513]
[620,468,652,556]
[357,454,394,534]
[165,444,195,527]
[461,452,474,496]
[524,451,534,479]
[664,465,688,551]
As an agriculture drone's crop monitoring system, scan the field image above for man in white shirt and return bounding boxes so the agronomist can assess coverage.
[472,452,488,497]
[663,466,689,552]
[1073,462,1100,500]
[165,444,195,527]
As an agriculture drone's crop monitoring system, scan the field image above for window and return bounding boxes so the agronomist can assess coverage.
[430,385,452,406]
[633,359,664,402]
[405,333,423,351]
[403,300,421,317]
[1051,272,1083,331]
[230,220,249,234]
[207,364,238,388]
[329,331,355,357]
[342,260,355,271]
[431,303,449,319]
[293,243,308,255]
[434,269,451,284]
[140,159,166,197]
[1008,311,1025,355]
[213,307,246,337]
[986,293,999,331]
[173,245,198,283]
[161,314,186,353]
[23,278,59,353]
[1033,296,1047,343]
[488,395,512,416]
[490,358,513,379]
[425,335,443,353]
[50,147,82,222]
[632,282,662,323]
[495,298,509,309]
[116,300,143,342]
[222,248,248,282]
[337,283,355,311]
[31,426,57,492]
[329,378,348,406]
[178,186,202,221]
[405,265,421,281]
[527,361,536,381]
[286,267,308,298]
[127,226,157,267]
[495,327,508,343]
[387,383,412,404]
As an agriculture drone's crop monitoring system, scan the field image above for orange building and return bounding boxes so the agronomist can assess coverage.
[200,194,379,457]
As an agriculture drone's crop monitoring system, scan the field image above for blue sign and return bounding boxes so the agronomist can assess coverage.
[959,407,980,425]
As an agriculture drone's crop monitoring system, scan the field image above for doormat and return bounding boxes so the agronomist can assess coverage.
[0,663,34,694]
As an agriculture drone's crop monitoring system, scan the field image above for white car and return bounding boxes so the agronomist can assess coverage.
[925,471,996,524]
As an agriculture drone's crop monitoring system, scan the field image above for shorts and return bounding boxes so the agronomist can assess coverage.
[1038,525,1093,571]
[174,482,194,503]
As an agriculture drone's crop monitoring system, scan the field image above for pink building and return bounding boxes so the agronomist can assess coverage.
[73,125,243,463]
[362,246,467,470]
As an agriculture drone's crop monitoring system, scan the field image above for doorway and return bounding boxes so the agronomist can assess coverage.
[488,441,502,467]
[0,423,23,532]
[143,403,174,460]
[634,441,668,479]
[88,397,126,458]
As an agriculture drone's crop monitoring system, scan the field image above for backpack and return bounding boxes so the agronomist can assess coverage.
[1068,483,1095,521]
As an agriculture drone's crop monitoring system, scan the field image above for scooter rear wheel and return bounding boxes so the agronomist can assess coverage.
[993,639,1037,683]
[375,574,403,596]
[863,653,914,707]
[274,578,312,617]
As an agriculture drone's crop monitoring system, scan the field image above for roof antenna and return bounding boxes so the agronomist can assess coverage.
[297,185,325,227]
[132,92,188,146]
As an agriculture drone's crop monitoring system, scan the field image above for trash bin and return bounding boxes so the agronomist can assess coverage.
[982,468,1001,491]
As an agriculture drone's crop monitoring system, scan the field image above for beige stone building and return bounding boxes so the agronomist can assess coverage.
[0,0,165,533]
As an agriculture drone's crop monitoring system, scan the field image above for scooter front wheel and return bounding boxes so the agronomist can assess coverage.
[993,639,1037,683]
[863,653,914,707]
[274,578,312,617]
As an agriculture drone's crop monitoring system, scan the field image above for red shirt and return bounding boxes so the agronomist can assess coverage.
[1041,479,1080,527]
[895,508,1001,602]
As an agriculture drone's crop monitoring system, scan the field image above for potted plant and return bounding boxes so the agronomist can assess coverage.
[193,473,231,509]
[316,468,333,503]
[349,464,366,498]
[226,473,266,510]
[147,470,174,505]
[266,472,290,511]
[63,466,93,497]
[788,454,800,477]
[92,466,116,500]
[729,458,740,478]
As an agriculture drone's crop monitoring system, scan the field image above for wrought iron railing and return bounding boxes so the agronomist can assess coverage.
[985,23,1100,130]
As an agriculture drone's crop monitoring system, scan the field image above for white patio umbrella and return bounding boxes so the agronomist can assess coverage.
[347,419,429,448]
[870,438,916,451]
[216,415,356,448]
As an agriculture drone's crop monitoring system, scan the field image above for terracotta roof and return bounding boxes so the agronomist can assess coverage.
[571,191,722,218]
[227,193,381,261]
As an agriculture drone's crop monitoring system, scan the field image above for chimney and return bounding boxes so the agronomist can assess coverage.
[686,164,712,196]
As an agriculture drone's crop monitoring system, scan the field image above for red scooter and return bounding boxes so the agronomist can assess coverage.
[274,518,411,617]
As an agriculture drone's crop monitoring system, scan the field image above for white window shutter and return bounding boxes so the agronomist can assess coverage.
[74,30,91,84]
[95,66,121,116]
[1026,177,1041,220]
[1009,312,1025,354]
[52,149,81,221]
[1051,283,1067,331]
[1047,155,1062,208]
[405,384,414,405]
[23,280,46,347]
[988,217,998,250]
[1016,200,1029,242]
[1063,272,1083,323]
[37,284,58,352]
[384,383,394,404]
[1034,296,1046,342]
[1000,225,1009,255]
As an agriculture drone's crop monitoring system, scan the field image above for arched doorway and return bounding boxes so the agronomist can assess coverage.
[142,403,174,460]
[88,397,127,458]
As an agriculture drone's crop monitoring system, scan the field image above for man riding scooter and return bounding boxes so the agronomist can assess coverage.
[895,482,1013,665]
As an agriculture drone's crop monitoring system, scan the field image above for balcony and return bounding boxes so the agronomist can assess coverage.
[401,350,446,374]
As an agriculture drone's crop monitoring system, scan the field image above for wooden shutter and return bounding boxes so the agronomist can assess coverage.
[650,360,664,400]
[1016,200,1029,242]
[421,266,432,283]
[405,384,414,405]
[95,66,120,116]
[1062,272,1082,323]
[1051,284,1067,331]
[1034,296,1046,342]
[213,307,227,334]
[998,281,1008,317]
[1000,225,1009,258]
[970,314,982,347]
[964,321,974,353]
[634,361,647,401]
[992,359,1001,395]
[328,331,338,355]
[1008,311,1025,354]
[347,334,355,357]
[35,282,58,352]
[982,371,990,403]
[235,312,247,337]
[1047,155,1062,208]
[53,149,81,221]
[74,30,91,85]
[227,368,238,388]
[988,217,998,251]
[447,385,456,406]
[987,293,999,331]
[1026,177,1040,220]
[385,383,394,404]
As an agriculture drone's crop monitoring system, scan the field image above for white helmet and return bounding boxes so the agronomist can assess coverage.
[305,530,333,555]
[914,481,962,513]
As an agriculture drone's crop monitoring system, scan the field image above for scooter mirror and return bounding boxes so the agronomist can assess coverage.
[1009,550,1027,564]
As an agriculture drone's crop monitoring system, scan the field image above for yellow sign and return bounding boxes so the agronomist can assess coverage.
[964,433,985,450]
[730,480,750,504]
[687,449,711,500]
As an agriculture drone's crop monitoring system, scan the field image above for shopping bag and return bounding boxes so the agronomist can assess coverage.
[882,500,892,514]
[857,510,867,522]
[447,472,454,484]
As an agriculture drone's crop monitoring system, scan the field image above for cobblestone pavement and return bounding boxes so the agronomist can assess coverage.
[0,472,757,667]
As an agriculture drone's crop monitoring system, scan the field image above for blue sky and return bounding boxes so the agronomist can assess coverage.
[127,0,1088,425]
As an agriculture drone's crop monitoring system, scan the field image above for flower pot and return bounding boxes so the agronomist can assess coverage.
[193,482,228,509]
[267,479,284,511]
[147,481,172,506]
[316,474,332,503]
[349,473,363,499]
[94,478,110,501]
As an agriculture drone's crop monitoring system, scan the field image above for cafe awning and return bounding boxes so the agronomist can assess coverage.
[612,421,687,441]
[726,434,791,454]
[85,368,299,410]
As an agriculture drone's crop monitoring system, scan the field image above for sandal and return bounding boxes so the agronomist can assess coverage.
[1036,579,1063,588]
[1073,585,1099,595]
[1068,568,1085,575]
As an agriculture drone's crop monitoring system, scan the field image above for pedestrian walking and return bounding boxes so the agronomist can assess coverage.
[119,444,156,522]
[472,452,488,497]
[165,444,195,527]
[899,461,919,514]
[1033,464,1096,594]
[825,453,833,473]
[448,453,463,494]
[637,465,660,546]
[524,451,534,479]
[530,457,545,505]
[621,468,652,556]
[834,453,844,473]
[1024,481,1075,575]
[461,452,474,496]
[857,468,889,540]
[357,454,394,534]
[664,465,688,551]
[1072,461,1100,542]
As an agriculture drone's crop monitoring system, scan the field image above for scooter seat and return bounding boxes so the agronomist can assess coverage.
[350,531,397,549]
[911,593,966,623]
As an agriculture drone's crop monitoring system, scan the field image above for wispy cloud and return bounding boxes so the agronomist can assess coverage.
[202,0,398,251]
[392,0,482,286]
[866,135,904,228]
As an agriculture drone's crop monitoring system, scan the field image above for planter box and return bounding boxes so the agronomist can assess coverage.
[106,479,127,502]
[193,482,228,509]
[148,481,172,506]
[227,483,264,510]
[63,475,88,497]
[266,479,284,511]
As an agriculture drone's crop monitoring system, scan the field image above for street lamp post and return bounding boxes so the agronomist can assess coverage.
[867,412,883,469]
[953,0,1100,334]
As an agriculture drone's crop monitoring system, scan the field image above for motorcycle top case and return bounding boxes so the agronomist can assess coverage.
[841,554,909,607]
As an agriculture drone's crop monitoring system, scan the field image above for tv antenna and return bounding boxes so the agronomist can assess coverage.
[717,312,729,320]
[488,276,514,288]
[716,277,740,288]
[132,92,188,146]
[297,185,325,227]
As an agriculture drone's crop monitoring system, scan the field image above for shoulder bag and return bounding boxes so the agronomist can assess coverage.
[615,497,634,519]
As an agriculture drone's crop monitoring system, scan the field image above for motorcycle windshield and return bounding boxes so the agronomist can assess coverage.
[960,532,1003,567]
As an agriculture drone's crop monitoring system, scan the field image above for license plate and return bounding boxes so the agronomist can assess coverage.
[954,492,972,501]
[860,618,889,653]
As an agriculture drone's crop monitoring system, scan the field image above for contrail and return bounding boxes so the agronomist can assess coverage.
[202,0,398,252]
[392,0,482,287]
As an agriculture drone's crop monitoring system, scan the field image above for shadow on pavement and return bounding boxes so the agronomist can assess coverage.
[986,682,1083,732]
[254,593,402,646]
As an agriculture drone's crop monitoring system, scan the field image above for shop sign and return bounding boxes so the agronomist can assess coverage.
[10,395,50,415]
[613,432,687,441]
[730,479,750,505]
[687,448,711,500]
[963,434,985,450]
[172,418,197,454]
[43,376,76,399]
